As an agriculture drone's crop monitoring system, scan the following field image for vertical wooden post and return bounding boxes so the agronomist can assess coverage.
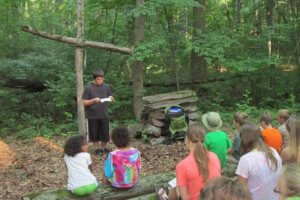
[132,0,145,120]
[75,0,86,134]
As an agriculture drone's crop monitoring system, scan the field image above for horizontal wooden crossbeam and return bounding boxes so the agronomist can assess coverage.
[21,26,132,55]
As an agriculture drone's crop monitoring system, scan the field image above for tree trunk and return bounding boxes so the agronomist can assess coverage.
[253,0,262,35]
[75,0,86,135]
[190,0,207,82]
[266,0,276,95]
[236,0,241,28]
[132,0,145,120]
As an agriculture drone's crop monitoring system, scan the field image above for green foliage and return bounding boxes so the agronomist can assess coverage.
[0,0,299,139]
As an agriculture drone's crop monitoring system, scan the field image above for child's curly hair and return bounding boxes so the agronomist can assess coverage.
[64,135,87,157]
[111,127,130,148]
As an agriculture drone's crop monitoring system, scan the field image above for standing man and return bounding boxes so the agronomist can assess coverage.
[82,69,113,155]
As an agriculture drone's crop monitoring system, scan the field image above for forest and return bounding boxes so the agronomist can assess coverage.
[0,0,299,138]
[0,0,299,199]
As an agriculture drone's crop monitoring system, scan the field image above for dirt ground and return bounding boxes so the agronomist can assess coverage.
[0,136,187,200]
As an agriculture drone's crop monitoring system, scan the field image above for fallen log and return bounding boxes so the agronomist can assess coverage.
[23,172,174,200]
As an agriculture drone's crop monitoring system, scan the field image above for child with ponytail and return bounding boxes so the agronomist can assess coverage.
[168,123,221,200]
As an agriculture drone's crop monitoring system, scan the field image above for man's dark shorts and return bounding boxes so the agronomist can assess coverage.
[87,118,109,143]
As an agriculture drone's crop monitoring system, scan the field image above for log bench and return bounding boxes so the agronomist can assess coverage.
[22,172,174,200]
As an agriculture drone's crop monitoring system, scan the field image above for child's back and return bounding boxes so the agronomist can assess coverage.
[204,130,232,168]
[260,112,283,153]
[104,147,141,188]
[261,127,282,153]
[236,148,282,200]
[202,112,232,168]
[64,135,98,196]
[104,127,141,188]
[64,152,97,190]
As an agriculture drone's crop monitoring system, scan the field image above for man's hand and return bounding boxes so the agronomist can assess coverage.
[109,96,114,101]
[93,97,101,103]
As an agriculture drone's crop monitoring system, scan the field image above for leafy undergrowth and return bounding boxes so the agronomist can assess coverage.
[0,136,186,200]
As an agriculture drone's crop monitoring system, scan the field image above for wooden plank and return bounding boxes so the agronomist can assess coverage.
[185,105,198,113]
[143,90,197,104]
[144,97,198,110]
[23,172,174,200]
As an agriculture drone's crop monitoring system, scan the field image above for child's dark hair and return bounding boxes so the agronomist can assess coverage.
[259,112,272,125]
[64,135,87,157]
[112,127,130,148]
[200,177,251,200]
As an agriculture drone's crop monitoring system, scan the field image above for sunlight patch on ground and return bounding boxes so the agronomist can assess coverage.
[34,136,63,153]
[0,140,15,169]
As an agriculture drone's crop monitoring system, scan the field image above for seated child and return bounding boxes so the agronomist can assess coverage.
[104,127,141,188]
[167,123,221,200]
[202,112,232,168]
[281,115,300,164]
[228,112,248,161]
[236,123,282,200]
[260,112,283,153]
[64,135,98,196]
[200,176,251,200]
[277,109,290,149]
[276,163,300,200]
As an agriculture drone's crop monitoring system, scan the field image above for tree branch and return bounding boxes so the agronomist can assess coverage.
[21,26,132,55]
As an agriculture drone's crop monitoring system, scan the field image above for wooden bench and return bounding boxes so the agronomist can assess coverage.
[23,172,174,200]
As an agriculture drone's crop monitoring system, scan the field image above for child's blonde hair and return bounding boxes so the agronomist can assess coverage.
[234,112,248,126]
[280,163,300,197]
[286,115,300,164]
[278,109,290,122]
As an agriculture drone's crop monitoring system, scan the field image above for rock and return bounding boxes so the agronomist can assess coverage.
[188,112,200,120]
[145,124,161,137]
[148,119,165,128]
[150,136,167,145]
[128,123,145,137]
[148,110,166,120]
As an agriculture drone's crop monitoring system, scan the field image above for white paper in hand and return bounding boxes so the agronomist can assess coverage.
[168,178,177,188]
[100,98,112,103]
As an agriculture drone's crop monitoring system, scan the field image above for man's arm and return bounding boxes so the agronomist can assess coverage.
[83,98,101,106]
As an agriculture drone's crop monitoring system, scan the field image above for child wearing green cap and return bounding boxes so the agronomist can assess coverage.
[202,112,232,168]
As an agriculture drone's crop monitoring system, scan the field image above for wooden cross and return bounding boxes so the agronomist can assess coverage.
[21,0,132,135]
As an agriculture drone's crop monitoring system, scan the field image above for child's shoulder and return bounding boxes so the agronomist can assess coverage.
[112,147,139,155]
[206,130,228,137]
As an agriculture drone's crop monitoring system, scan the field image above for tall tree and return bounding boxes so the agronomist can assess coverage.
[132,0,145,120]
[190,0,207,82]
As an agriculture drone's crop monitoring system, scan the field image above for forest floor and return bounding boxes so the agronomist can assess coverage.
[0,136,188,200]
